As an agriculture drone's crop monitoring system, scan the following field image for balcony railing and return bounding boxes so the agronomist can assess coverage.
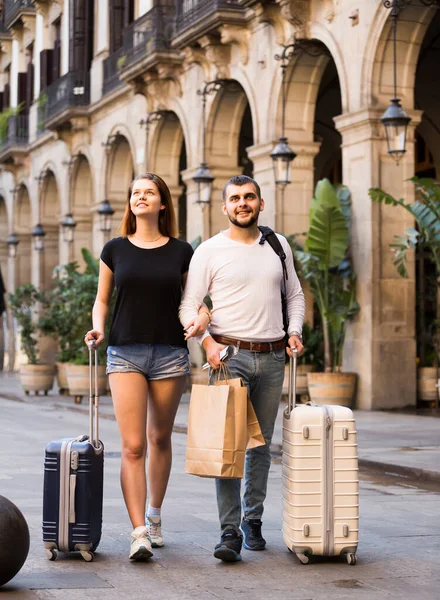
[123,5,174,70]
[0,114,29,152]
[175,0,244,36]
[4,0,35,29]
[45,71,90,124]
[102,47,127,96]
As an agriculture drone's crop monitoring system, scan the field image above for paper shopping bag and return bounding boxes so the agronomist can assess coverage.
[185,378,265,479]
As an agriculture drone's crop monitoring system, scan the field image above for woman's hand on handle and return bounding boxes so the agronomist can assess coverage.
[84,329,105,346]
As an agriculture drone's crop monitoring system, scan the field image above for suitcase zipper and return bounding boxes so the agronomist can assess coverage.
[322,406,334,556]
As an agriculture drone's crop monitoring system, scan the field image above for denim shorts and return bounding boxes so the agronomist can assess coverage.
[106,344,190,380]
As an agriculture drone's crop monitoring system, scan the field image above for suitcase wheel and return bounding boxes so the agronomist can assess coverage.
[297,553,310,565]
[347,552,357,566]
[80,550,94,562]
[46,549,57,561]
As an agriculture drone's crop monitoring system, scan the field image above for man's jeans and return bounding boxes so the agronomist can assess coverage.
[210,348,285,534]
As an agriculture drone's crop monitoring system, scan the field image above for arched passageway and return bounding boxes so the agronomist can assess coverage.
[149,112,188,239]
[205,80,254,235]
[40,170,60,289]
[15,184,32,287]
[107,134,135,237]
[71,155,94,268]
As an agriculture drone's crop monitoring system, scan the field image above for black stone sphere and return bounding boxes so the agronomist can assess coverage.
[0,495,30,586]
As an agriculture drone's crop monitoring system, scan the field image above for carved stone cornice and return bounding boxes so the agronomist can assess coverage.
[181,46,211,79]
[276,0,310,38]
[219,24,250,65]
[198,35,231,80]
[143,67,183,110]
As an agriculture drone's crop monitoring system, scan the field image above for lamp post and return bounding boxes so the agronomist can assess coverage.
[7,233,19,259]
[98,199,114,241]
[61,213,77,244]
[139,111,172,170]
[31,223,46,252]
[193,80,226,207]
[381,0,413,163]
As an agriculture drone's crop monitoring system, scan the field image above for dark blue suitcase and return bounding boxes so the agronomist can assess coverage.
[42,342,104,562]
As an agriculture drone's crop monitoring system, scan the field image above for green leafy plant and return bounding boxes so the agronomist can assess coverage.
[116,54,127,71]
[298,322,324,369]
[41,249,114,366]
[8,284,49,365]
[289,179,360,372]
[0,103,24,144]
[369,177,440,278]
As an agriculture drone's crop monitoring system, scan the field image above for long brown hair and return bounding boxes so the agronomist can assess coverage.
[120,173,177,238]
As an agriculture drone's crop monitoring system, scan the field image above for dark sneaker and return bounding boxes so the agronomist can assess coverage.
[213,528,242,562]
[240,518,266,550]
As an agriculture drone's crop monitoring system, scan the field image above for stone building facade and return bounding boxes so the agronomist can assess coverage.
[0,0,438,409]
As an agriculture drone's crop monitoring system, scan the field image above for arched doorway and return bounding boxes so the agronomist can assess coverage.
[205,80,255,236]
[71,154,94,267]
[107,134,135,238]
[15,184,32,287]
[40,170,60,289]
[149,112,187,239]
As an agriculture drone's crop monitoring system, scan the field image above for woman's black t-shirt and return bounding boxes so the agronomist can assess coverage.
[101,237,193,348]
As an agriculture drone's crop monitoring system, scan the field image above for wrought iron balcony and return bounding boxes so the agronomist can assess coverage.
[117,5,177,83]
[4,0,35,29]
[45,71,90,129]
[102,47,127,96]
[173,0,246,45]
[0,114,29,163]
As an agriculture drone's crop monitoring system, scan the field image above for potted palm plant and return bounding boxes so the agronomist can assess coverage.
[369,177,440,406]
[8,284,56,394]
[292,179,360,406]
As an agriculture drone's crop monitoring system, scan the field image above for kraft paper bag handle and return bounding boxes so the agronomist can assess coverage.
[214,362,233,385]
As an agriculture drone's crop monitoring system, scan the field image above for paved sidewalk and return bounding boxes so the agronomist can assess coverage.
[1,372,439,483]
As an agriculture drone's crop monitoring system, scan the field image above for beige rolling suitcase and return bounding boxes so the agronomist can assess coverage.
[282,351,359,565]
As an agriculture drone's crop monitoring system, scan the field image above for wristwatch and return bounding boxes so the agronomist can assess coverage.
[290,331,303,342]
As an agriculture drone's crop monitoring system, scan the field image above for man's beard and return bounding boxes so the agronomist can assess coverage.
[227,209,259,228]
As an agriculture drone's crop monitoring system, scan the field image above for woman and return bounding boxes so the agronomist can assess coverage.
[85,173,210,561]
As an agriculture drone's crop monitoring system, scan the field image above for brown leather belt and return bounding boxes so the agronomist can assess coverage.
[212,334,285,353]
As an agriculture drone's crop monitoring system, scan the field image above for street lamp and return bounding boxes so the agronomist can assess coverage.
[193,80,226,206]
[61,213,77,244]
[32,223,46,252]
[97,199,114,234]
[7,233,19,258]
[381,0,413,163]
[272,44,297,186]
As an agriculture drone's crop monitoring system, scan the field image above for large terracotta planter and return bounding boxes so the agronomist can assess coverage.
[56,362,69,394]
[282,364,315,399]
[307,371,357,407]
[19,363,56,395]
[66,363,108,403]
[417,366,439,403]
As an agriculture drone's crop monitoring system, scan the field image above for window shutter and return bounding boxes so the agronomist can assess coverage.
[26,63,34,110]
[40,49,54,89]
[70,0,94,72]
[0,92,4,113]
[53,39,61,81]
[110,0,125,53]
[4,83,10,108]
[17,72,27,112]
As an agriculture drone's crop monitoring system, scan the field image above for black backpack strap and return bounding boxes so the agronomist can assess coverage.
[258,226,288,281]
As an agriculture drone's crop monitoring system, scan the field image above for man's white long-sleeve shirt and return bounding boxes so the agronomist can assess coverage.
[179,231,305,342]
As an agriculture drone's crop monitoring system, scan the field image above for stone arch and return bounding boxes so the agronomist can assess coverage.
[71,154,94,267]
[204,80,255,235]
[106,134,135,234]
[149,111,188,239]
[366,3,437,108]
[15,184,32,287]
[40,169,60,289]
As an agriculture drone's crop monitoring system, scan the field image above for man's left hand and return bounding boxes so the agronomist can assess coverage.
[287,335,304,358]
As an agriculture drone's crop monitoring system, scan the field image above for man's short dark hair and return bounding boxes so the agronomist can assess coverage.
[222,175,261,202]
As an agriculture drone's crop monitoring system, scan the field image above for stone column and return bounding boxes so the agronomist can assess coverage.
[7,253,17,371]
[334,108,422,410]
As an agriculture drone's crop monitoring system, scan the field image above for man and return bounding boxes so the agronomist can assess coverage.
[180,175,305,562]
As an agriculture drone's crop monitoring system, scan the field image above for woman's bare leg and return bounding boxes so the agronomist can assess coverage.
[147,376,187,508]
[109,372,148,529]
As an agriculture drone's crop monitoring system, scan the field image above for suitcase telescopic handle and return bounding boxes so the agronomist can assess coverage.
[285,348,298,419]
[87,340,99,449]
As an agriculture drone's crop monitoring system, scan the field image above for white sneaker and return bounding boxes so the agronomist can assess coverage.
[129,526,153,561]
[146,516,164,548]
